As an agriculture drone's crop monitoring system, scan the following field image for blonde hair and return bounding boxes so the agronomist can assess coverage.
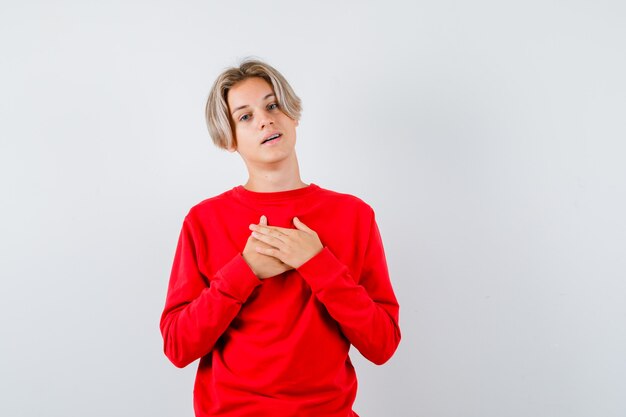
[205,59,302,150]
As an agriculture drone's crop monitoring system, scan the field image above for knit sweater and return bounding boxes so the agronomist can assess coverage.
[160,183,401,417]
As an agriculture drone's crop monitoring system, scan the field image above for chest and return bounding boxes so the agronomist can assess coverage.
[196,201,368,281]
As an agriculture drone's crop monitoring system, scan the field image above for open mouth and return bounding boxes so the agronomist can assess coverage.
[261,133,282,144]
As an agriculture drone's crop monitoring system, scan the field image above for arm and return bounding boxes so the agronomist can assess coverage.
[159,217,261,368]
[296,213,401,365]
[250,213,401,365]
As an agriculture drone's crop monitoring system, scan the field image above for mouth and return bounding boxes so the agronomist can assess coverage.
[261,133,282,145]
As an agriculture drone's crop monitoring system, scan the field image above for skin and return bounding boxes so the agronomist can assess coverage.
[242,215,294,279]
[249,218,323,270]
[226,77,323,278]
[227,76,304,193]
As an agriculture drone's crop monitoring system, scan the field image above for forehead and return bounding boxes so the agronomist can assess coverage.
[227,77,275,109]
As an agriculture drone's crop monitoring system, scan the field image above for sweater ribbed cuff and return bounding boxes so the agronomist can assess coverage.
[217,254,262,302]
[296,247,350,293]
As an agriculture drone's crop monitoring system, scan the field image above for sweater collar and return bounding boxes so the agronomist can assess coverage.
[233,183,320,203]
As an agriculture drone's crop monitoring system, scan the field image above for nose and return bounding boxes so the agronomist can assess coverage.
[258,109,274,130]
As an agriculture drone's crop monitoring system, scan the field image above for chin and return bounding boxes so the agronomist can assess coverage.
[255,151,296,165]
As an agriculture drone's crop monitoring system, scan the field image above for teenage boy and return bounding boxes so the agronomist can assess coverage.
[160,59,401,417]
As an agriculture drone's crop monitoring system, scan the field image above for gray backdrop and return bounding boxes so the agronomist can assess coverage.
[1,1,625,416]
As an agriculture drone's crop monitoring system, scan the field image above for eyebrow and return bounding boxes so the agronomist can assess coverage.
[231,93,275,116]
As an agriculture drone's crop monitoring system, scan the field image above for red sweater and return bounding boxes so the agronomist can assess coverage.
[160,184,400,417]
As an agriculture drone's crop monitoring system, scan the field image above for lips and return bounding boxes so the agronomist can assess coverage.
[261,132,282,145]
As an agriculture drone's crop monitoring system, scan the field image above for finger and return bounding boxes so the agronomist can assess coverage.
[255,246,281,259]
[250,224,296,237]
[249,225,290,241]
[251,231,284,249]
[293,217,313,233]
[260,215,267,226]
[250,237,272,248]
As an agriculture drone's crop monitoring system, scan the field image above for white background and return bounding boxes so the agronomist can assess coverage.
[1,1,625,416]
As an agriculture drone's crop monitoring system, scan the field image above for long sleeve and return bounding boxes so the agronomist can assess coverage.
[159,217,262,368]
[296,212,401,365]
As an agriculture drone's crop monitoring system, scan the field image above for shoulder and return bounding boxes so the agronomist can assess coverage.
[315,185,375,217]
[184,188,237,222]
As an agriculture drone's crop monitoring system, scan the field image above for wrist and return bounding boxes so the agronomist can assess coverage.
[241,252,260,277]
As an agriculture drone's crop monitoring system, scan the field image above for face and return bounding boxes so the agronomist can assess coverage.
[227,77,299,167]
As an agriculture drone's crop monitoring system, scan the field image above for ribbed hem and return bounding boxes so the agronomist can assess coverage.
[296,247,350,293]
[233,183,321,203]
[217,254,263,302]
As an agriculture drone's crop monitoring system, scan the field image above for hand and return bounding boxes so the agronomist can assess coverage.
[249,217,323,269]
[242,215,294,279]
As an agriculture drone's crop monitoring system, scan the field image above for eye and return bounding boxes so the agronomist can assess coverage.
[267,102,279,110]
[239,114,251,122]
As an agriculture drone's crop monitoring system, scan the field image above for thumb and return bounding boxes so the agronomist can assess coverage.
[293,217,312,232]
[260,215,267,226]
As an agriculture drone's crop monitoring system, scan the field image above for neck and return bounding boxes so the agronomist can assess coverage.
[243,154,307,192]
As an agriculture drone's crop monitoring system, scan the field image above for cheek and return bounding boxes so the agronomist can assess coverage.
[234,127,255,148]
[233,124,248,139]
